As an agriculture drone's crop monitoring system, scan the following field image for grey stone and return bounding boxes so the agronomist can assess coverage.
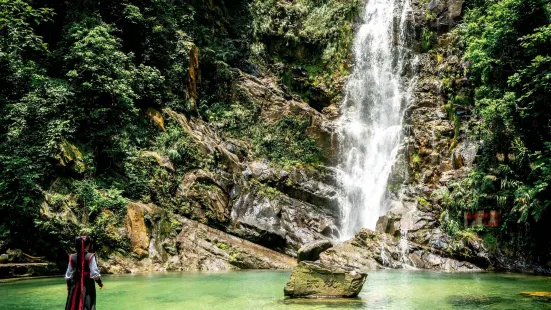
[320,228,486,272]
[297,240,333,262]
[427,0,438,10]
[449,0,465,19]
[230,177,339,256]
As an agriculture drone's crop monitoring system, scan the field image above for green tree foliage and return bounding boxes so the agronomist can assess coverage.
[207,93,323,167]
[63,18,164,156]
[0,0,58,246]
[251,0,361,107]
[0,0,331,259]
[448,0,551,260]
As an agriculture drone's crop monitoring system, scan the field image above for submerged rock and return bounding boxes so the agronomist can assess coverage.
[448,294,506,307]
[520,292,551,302]
[284,261,367,298]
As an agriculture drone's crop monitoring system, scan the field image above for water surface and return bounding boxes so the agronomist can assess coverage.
[1,270,550,309]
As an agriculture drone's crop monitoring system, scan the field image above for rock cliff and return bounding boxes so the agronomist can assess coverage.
[370,0,494,271]
[102,206,296,273]
[34,71,342,273]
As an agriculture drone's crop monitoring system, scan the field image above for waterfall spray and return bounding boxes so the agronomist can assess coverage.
[338,0,415,239]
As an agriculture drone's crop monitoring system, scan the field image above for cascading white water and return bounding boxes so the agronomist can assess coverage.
[338,0,415,239]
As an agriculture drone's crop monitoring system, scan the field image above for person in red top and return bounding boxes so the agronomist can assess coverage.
[65,236,104,310]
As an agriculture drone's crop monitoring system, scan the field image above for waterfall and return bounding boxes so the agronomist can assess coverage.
[338,0,415,239]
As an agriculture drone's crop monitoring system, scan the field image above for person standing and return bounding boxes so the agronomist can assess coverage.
[65,236,104,310]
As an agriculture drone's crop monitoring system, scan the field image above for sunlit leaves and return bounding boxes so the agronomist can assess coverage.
[0,0,54,55]
[62,18,162,145]
[451,0,550,254]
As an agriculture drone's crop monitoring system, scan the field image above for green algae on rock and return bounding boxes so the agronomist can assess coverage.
[520,292,551,301]
[284,261,367,298]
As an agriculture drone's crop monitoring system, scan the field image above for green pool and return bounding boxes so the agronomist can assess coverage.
[1,270,550,309]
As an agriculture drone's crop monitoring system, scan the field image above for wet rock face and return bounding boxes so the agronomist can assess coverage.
[176,169,231,225]
[410,0,465,32]
[229,162,340,256]
[320,229,484,272]
[229,188,337,256]
[125,202,154,258]
[373,199,491,270]
[398,0,472,195]
[102,201,173,274]
[284,261,367,298]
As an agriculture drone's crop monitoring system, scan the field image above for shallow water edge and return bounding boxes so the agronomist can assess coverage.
[1,269,550,310]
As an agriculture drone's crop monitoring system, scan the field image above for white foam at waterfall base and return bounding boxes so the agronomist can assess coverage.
[338,0,415,240]
[398,229,417,269]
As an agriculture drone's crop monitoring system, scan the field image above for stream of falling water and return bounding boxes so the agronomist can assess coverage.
[338,0,415,239]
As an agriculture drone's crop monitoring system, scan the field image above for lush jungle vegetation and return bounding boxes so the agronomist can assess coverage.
[442,0,551,265]
[0,0,359,260]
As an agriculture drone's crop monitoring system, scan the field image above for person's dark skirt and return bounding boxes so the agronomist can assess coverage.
[65,275,96,310]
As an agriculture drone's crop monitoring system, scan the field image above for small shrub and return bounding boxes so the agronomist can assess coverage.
[421,28,436,52]
[483,233,498,253]
[418,196,431,208]
[216,242,230,251]
[412,153,421,164]
[439,210,461,236]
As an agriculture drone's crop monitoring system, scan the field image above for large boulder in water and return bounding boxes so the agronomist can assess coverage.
[297,240,333,262]
[284,261,367,298]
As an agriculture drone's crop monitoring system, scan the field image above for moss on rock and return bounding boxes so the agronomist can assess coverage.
[284,261,367,298]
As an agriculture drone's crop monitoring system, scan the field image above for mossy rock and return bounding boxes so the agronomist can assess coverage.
[284,261,367,298]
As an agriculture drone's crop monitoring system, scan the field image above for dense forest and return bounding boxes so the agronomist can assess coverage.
[0,0,550,270]
[0,0,360,262]
[442,0,551,265]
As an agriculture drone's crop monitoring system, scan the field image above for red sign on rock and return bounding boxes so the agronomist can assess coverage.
[463,210,499,227]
